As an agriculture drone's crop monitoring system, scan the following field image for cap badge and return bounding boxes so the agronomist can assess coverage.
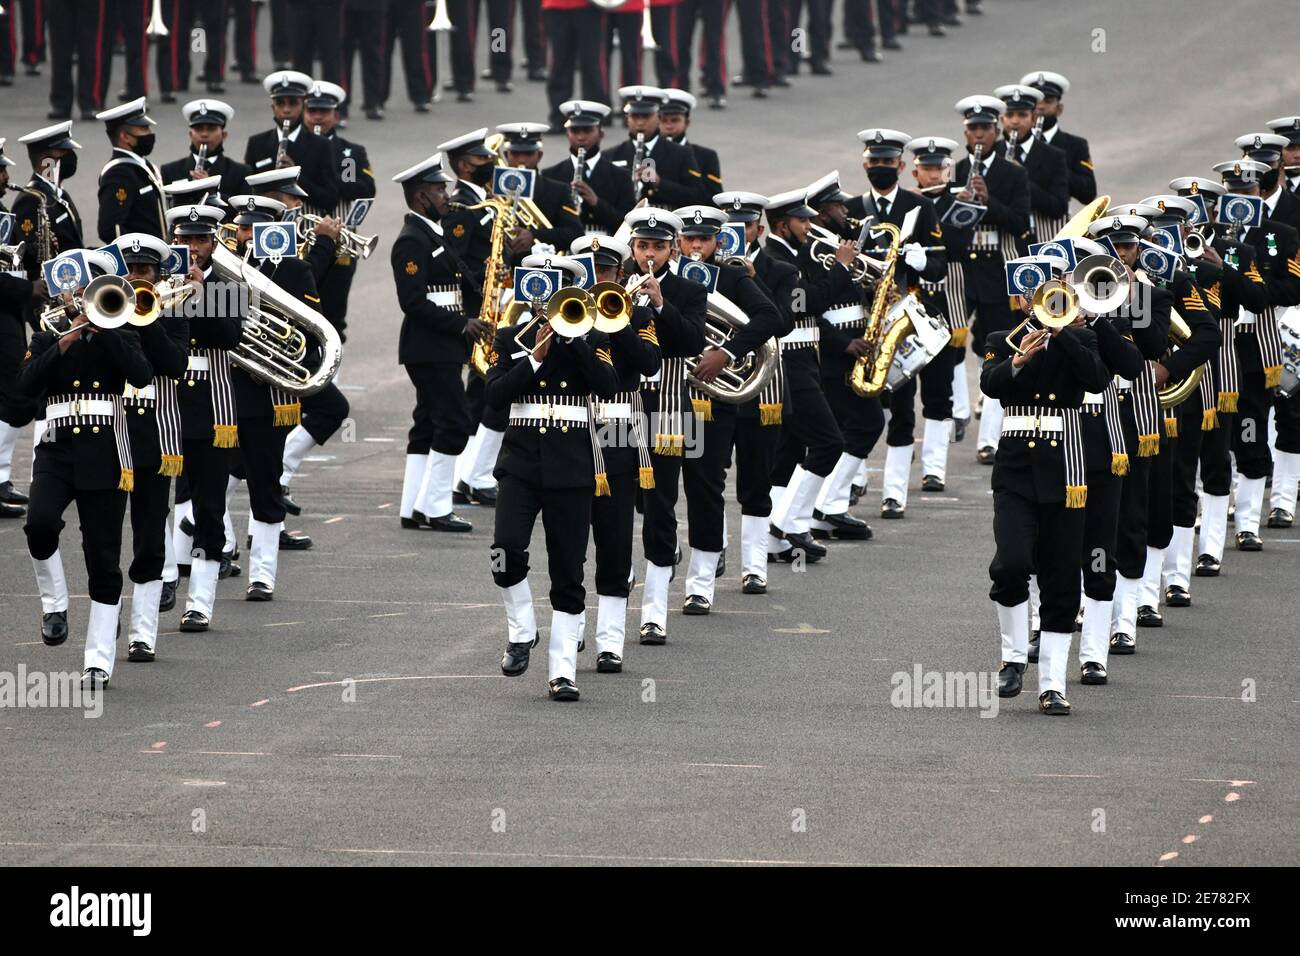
[1036,73,1045,84]
[926,139,936,152]
[188,207,199,221]
[1111,217,1121,230]
[1190,181,1199,194]
[874,131,883,143]
[1234,162,1242,176]
[198,101,207,113]
[732,199,742,210]
[1157,200,1167,212]
[246,198,257,210]
[130,239,141,253]
[693,211,702,224]
[647,214,657,228]
[590,238,600,251]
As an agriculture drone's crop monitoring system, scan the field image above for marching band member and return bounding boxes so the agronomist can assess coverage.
[994,84,1069,243]
[0,139,36,519]
[628,207,707,644]
[159,99,254,200]
[844,128,948,519]
[982,279,1110,715]
[607,86,706,209]
[1265,116,1300,196]
[660,89,724,200]
[391,152,482,532]
[168,204,244,633]
[1020,71,1098,206]
[496,122,585,269]
[19,249,153,687]
[94,98,167,243]
[488,257,620,701]
[541,100,636,236]
[244,70,341,217]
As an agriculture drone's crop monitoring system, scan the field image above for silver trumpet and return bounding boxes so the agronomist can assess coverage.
[146,0,169,37]
[211,243,342,396]
[297,212,379,260]
[1184,227,1209,259]
[426,0,453,31]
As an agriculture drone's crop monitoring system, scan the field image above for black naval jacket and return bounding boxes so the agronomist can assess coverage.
[484,324,620,490]
[605,134,703,209]
[392,212,473,368]
[1240,216,1300,308]
[329,130,377,208]
[1080,314,1146,472]
[598,302,661,476]
[1266,186,1300,234]
[159,149,253,204]
[1039,124,1097,205]
[231,254,319,418]
[526,172,585,257]
[1155,269,1221,386]
[801,250,868,378]
[243,123,341,213]
[644,265,708,360]
[97,148,168,243]
[676,136,722,200]
[125,313,191,470]
[751,248,800,338]
[1208,233,1268,319]
[442,179,495,317]
[760,235,829,389]
[846,186,949,290]
[542,149,637,235]
[950,151,1033,302]
[1002,136,1069,236]
[178,265,244,440]
[10,177,85,300]
[18,326,153,490]
[981,325,1110,504]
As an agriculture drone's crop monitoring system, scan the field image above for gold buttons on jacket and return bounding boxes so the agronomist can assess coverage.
[72,380,80,388]
[92,426,100,433]
[539,380,547,388]
[72,426,80,434]
[1034,393,1040,400]
[137,408,146,415]
[1048,393,1056,401]
[539,426,547,434]
[561,425,569,433]
[1050,439,1058,447]
[191,338,197,346]
[560,381,568,389]
[188,380,196,387]
[92,381,100,389]
[1027,440,1036,448]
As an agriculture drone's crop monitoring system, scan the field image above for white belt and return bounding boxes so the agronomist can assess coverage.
[45,399,116,420]
[781,326,818,344]
[1236,309,1257,328]
[124,383,157,401]
[5,269,24,279]
[973,227,1000,249]
[510,402,589,424]
[1082,391,1104,406]
[1002,415,1064,435]
[592,401,633,422]
[187,355,210,372]
[427,290,461,308]
[823,304,865,328]
[1114,375,1132,391]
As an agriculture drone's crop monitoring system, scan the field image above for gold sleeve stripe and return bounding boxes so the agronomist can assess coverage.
[562,205,579,216]
[688,169,703,177]
[362,168,374,177]
[1080,159,1095,170]
[707,173,722,184]
[596,347,613,364]
[1246,262,1264,282]
[304,294,321,303]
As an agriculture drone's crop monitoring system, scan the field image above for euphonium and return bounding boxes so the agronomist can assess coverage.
[685,280,778,404]
[1158,312,1205,409]
[210,243,341,395]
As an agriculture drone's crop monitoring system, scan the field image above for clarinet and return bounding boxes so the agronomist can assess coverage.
[572,146,586,218]
[632,132,646,200]
[275,119,291,166]
[194,142,208,173]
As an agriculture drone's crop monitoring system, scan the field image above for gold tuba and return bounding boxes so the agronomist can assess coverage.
[685,287,779,404]
[210,243,342,395]
[1158,311,1205,409]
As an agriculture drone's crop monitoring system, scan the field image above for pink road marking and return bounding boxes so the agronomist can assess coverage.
[1199,814,1213,824]
[377,503,392,509]
[151,742,166,751]
[1224,792,1241,802]
[251,699,270,708]
[1160,852,1179,862]
[204,721,222,728]
[1182,835,1198,844]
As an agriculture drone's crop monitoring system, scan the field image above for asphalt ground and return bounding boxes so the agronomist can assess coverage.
[0,0,1296,867]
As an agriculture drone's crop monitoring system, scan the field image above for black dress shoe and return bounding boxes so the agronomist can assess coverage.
[953,418,968,443]
[861,48,883,62]
[246,582,274,601]
[809,62,833,75]
[880,498,905,519]
[427,512,473,532]
[977,446,996,465]
[401,510,429,529]
[501,633,539,676]
[1109,631,1135,654]
[929,24,946,36]
[414,101,432,113]
[0,480,28,504]
[921,475,945,492]
[159,579,177,612]
[1235,531,1262,551]
[279,529,312,550]
[206,80,226,94]
[548,677,580,701]
[742,573,767,594]
[81,668,110,690]
[0,500,23,518]
[1027,629,1039,663]
[180,515,195,536]
[944,14,963,25]
[1136,605,1163,628]
[1165,585,1190,607]
[715,551,726,577]
[1080,661,1108,685]
[1194,553,1220,576]
[1268,507,1293,528]
[527,68,547,82]
[596,651,623,673]
[179,609,210,632]
[453,480,497,506]
[683,595,711,615]
[849,483,864,507]
[1038,690,1071,715]
[772,75,791,87]
[882,37,903,50]
[219,553,241,579]
[456,91,474,103]
[782,529,829,559]
[639,622,666,645]
[812,509,872,539]
[281,486,301,516]
[997,661,1025,698]
[127,641,155,663]
[42,610,69,646]
[751,86,769,98]
[365,105,385,120]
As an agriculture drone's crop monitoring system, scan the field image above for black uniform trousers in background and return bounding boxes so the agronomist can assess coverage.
[98,0,148,102]
[195,0,230,82]
[47,0,105,115]
[233,0,261,75]
[445,0,478,93]
[823,374,885,459]
[129,467,172,584]
[990,490,1086,634]
[735,0,775,88]
[675,0,726,97]
[491,476,591,615]
[770,353,842,486]
[1233,335,1272,479]
[384,0,438,107]
[1113,454,1151,580]
[404,362,473,457]
[156,0,194,95]
[605,11,642,91]
[1081,466,1122,601]
[591,468,637,598]
[232,416,288,524]
[26,475,129,606]
[641,397,733,564]
[519,0,544,73]
[650,2,681,88]
[0,0,45,75]
[544,6,606,127]
[884,349,957,446]
[270,0,293,66]
[733,415,780,517]
[789,0,831,71]
[182,439,231,562]
[290,0,342,82]
[301,381,350,446]
[342,0,385,110]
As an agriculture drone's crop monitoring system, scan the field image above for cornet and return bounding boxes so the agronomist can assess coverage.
[1183,227,1209,259]
[40,275,140,337]
[588,273,652,333]
[426,0,452,31]
[146,0,168,37]
[297,213,379,260]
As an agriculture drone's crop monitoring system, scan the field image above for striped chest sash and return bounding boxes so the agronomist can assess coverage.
[1000,403,1087,508]
[183,349,239,447]
[124,377,184,476]
[43,392,135,491]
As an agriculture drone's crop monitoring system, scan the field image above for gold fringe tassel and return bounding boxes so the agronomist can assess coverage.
[118,468,134,493]
[1164,415,1178,439]
[212,424,239,448]
[1110,453,1129,476]
[1201,407,1218,431]
[654,434,684,456]
[759,402,782,426]
[1217,391,1238,413]
[158,454,184,477]
[949,327,969,349]
[593,472,610,497]
[1264,365,1283,389]
[273,402,301,426]
[638,466,656,490]
[1137,433,1161,457]
[691,397,713,421]
[1065,485,1088,509]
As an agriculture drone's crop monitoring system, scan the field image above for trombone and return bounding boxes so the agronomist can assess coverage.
[512,286,601,356]
[1007,255,1132,355]
[40,275,140,337]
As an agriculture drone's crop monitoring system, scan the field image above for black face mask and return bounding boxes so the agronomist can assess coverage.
[420,191,442,222]
[866,166,899,191]
[57,152,77,181]
[133,133,156,157]
[1260,168,1280,192]
[470,163,494,187]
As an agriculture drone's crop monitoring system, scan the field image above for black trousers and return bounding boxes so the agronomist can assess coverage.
[519,0,543,71]
[7,0,46,70]
[1171,399,1204,528]
[1146,434,1174,551]
[232,416,288,523]
[270,0,293,64]
[290,0,342,82]
[1081,468,1122,601]
[649,2,681,88]
[233,0,259,73]
[98,0,148,101]
[301,380,349,446]
[605,11,641,92]
[342,0,385,108]
[1232,336,1272,479]
[481,0,514,82]
[1113,454,1151,579]
[128,467,171,583]
[1200,413,1233,496]
[491,473,591,615]
[194,0,229,81]
[182,437,231,562]
[445,0,477,92]
[47,0,105,113]
[969,297,1018,356]
[823,372,885,459]
[734,416,779,516]
[771,354,842,485]
[789,0,830,68]
[675,0,726,96]
[318,260,355,343]
[641,400,732,564]
[544,7,606,126]
[989,488,1085,634]
[0,318,36,428]
[404,361,473,456]
[384,0,437,105]
[156,0,194,94]
[25,472,128,605]
[735,0,775,87]
[464,372,509,433]
[1275,389,1300,454]
[591,466,636,598]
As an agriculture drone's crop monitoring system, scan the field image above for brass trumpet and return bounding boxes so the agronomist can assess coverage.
[40,275,140,336]
[588,273,651,333]
[511,286,599,356]
[297,212,379,259]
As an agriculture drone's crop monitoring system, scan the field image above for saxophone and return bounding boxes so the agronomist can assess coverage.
[468,196,520,377]
[847,221,904,398]
[9,185,56,267]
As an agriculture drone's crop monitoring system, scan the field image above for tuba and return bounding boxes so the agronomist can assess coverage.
[685,280,779,404]
[210,243,342,395]
[1158,311,1205,409]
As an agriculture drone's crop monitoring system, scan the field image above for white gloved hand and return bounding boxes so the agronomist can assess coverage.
[903,243,927,272]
